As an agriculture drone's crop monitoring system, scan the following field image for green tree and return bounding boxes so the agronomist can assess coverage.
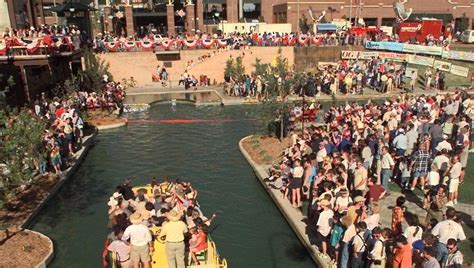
[253,58,269,78]
[224,57,235,81]
[0,109,47,202]
[233,56,246,82]
[0,74,15,110]
[80,49,112,92]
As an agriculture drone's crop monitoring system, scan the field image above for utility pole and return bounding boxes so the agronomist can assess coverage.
[349,0,352,28]
[297,0,300,32]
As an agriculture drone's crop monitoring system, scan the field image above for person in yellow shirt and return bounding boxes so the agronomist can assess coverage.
[159,210,188,268]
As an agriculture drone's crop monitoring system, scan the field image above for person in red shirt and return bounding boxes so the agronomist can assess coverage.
[55,105,64,119]
[392,235,412,268]
[365,178,386,204]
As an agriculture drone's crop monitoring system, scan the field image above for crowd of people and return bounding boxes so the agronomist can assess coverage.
[267,90,472,267]
[28,80,125,176]
[105,178,217,268]
[222,57,452,102]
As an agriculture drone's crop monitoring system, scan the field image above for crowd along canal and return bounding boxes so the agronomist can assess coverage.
[30,103,314,268]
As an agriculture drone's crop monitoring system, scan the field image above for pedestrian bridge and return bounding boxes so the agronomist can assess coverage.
[124,89,224,106]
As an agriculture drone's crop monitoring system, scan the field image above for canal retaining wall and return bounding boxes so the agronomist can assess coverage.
[22,128,98,229]
[294,45,364,72]
[239,135,328,268]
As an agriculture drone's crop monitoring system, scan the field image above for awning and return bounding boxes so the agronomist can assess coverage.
[50,3,96,13]
[408,13,453,24]
[317,23,337,31]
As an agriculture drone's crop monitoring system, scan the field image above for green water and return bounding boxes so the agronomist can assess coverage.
[30,104,314,268]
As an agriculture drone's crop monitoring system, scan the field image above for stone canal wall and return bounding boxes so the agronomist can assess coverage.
[239,135,328,268]
[294,45,364,72]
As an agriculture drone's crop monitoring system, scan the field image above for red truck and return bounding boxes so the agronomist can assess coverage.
[396,19,443,43]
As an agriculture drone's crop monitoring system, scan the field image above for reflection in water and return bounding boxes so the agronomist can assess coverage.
[30,104,313,268]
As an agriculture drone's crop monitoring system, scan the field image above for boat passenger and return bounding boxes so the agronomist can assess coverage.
[122,213,153,268]
[159,210,188,268]
[108,230,131,268]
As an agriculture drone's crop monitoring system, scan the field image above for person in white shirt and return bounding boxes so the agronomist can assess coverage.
[447,156,462,206]
[369,227,386,267]
[380,146,395,193]
[435,135,453,152]
[122,213,153,268]
[426,165,440,187]
[364,203,380,231]
[317,199,334,258]
[406,124,419,156]
[432,208,466,244]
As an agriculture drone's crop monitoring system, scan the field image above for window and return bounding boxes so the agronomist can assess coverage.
[381,18,396,27]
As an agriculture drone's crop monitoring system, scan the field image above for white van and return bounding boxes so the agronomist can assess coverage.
[460,30,474,43]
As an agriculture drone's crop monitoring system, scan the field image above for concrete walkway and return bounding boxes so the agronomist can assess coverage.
[377,185,474,233]
[126,84,469,106]
[239,136,330,268]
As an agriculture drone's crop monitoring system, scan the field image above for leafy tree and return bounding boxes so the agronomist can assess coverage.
[0,74,15,110]
[224,57,235,82]
[0,109,47,202]
[80,49,112,92]
[253,58,269,78]
[233,56,246,82]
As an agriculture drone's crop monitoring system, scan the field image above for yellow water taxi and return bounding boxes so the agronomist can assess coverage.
[104,184,227,268]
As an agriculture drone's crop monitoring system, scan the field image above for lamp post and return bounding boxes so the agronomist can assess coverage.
[297,0,300,32]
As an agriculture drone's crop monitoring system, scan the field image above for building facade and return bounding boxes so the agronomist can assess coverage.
[2,0,473,35]
[112,0,474,36]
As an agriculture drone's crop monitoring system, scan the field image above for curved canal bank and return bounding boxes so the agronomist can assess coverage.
[239,136,326,268]
[29,104,314,268]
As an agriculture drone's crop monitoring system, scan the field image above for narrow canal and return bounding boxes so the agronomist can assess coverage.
[30,103,313,268]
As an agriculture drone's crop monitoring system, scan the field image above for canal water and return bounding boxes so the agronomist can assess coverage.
[30,103,314,268]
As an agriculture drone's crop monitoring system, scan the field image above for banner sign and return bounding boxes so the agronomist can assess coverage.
[450,65,470,77]
[342,50,406,61]
[433,60,452,72]
[442,50,474,62]
[407,54,435,67]
[365,41,404,52]
[341,50,361,59]
[377,52,407,62]
[403,44,443,56]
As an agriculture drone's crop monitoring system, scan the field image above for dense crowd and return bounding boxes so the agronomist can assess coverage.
[224,57,452,100]
[30,81,124,176]
[268,90,472,267]
[105,178,217,268]
[91,26,452,52]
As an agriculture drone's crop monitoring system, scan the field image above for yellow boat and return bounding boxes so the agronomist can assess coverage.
[104,184,227,268]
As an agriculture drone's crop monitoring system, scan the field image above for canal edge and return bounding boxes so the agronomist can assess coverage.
[238,135,327,268]
[31,229,54,268]
[21,128,98,231]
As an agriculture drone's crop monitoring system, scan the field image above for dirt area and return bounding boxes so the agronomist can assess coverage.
[87,110,127,126]
[0,174,61,229]
[242,135,290,165]
[0,229,51,268]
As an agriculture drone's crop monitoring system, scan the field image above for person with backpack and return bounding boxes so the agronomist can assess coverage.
[351,221,369,268]
[368,227,386,267]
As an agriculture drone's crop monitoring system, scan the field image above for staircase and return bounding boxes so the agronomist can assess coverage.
[99,47,294,88]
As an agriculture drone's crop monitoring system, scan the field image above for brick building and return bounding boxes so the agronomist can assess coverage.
[1,0,472,36]
[119,0,474,36]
